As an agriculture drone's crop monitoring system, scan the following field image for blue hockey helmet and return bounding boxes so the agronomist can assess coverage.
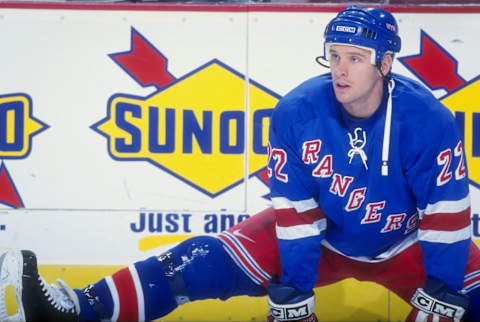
[321,6,401,66]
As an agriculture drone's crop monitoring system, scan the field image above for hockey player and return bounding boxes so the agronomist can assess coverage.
[1,5,479,322]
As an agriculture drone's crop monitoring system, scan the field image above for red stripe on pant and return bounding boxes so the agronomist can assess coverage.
[111,267,139,321]
[464,274,480,290]
[218,234,269,286]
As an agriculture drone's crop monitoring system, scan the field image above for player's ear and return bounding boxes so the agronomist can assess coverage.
[379,54,393,77]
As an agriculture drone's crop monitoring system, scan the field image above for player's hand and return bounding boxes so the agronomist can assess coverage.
[266,281,317,322]
[406,307,455,322]
[408,276,470,321]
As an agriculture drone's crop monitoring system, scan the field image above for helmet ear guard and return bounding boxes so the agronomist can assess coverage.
[317,6,401,69]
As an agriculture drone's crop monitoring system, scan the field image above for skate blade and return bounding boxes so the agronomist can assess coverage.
[0,250,26,321]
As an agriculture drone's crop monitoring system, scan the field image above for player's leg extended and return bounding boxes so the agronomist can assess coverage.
[76,235,267,321]
[0,208,279,322]
[77,206,282,321]
[79,207,281,321]
[0,236,266,321]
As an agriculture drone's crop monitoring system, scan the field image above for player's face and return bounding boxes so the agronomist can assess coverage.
[329,44,384,118]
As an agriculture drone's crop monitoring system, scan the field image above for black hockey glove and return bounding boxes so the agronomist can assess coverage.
[267,281,317,322]
[408,276,470,321]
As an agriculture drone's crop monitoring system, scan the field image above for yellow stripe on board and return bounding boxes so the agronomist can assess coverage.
[6,109,15,144]
[3,265,411,321]
[138,234,194,251]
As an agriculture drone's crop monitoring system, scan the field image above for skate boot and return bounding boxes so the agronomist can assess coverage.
[0,249,79,321]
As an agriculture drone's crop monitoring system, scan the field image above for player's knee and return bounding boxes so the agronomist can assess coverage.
[158,235,263,301]
[158,236,229,301]
[164,235,226,273]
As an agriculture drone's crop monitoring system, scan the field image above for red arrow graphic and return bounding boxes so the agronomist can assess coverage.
[256,168,269,186]
[110,28,175,89]
[110,28,273,195]
[0,162,24,208]
[399,30,465,92]
[256,167,271,199]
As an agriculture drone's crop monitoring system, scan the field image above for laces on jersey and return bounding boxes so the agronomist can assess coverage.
[348,128,368,170]
[346,78,395,175]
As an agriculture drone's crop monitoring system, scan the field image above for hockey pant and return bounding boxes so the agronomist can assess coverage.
[75,207,480,321]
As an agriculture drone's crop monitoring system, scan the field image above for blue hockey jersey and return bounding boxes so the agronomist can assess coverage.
[267,73,471,292]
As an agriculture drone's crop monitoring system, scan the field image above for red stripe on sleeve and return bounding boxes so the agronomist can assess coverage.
[276,207,325,227]
[420,207,471,231]
[111,267,139,321]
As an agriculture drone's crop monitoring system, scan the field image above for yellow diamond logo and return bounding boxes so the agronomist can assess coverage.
[93,59,279,196]
[0,93,48,159]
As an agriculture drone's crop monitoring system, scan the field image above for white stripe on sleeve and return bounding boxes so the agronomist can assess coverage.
[418,195,470,217]
[271,197,318,213]
[418,226,471,243]
[276,218,326,240]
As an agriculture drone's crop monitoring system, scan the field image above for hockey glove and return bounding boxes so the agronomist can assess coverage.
[408,276,470,322]
[267,282,317,322]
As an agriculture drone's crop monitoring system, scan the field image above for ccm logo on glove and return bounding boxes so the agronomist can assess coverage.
[270,303,309,320]
[411,288,464,320]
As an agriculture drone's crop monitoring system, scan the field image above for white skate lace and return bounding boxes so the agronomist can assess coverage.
[38,276,77,313]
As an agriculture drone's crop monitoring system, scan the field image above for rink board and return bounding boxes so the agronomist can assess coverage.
[0,2,480,321]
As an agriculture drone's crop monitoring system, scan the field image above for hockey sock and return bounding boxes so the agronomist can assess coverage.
[75,256,177,321]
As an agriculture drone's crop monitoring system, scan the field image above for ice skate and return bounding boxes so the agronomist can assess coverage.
[0,249,79,321]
